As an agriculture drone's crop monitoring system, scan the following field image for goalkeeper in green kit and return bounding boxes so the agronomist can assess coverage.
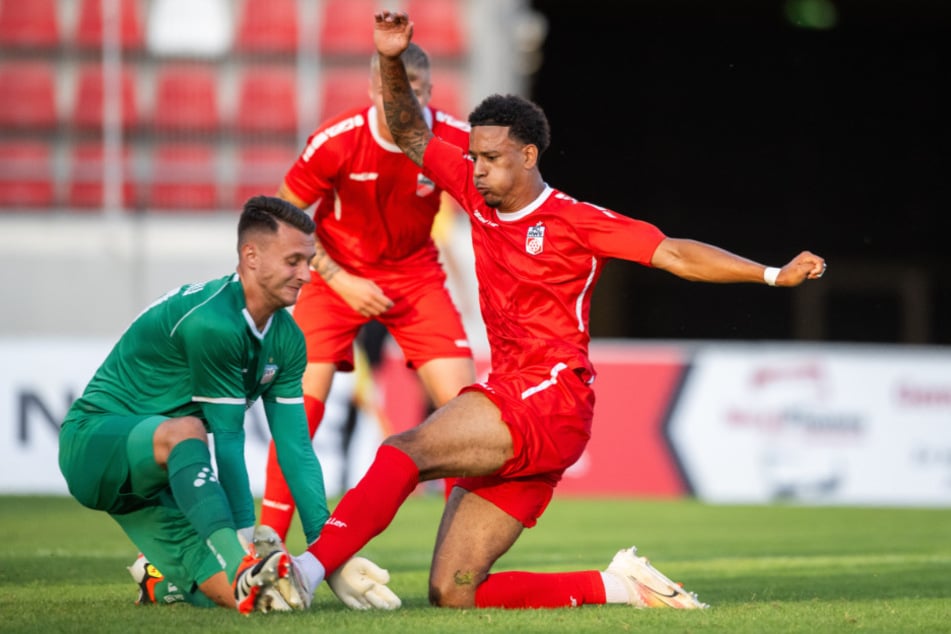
[58,196,399,613]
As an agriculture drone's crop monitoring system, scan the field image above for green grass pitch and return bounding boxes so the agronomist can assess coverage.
[1,495,949,633]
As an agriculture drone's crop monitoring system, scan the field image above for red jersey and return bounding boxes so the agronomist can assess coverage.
[423,137,667,381]
[283,105,470,281]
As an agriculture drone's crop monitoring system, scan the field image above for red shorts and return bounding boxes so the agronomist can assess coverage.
[293,268,472,371]
[456,363,595,527]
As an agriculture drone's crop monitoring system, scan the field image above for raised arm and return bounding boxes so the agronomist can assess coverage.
[651,237,826,287]
[374,10,433,166]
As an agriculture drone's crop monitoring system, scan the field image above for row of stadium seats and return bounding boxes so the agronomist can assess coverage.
[0,0,143,52]
[0,62,464,135]
[0,140,298,211]
[0,0,467,58]
[0,0,470,212]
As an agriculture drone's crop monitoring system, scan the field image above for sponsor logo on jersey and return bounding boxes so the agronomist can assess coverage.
[416,174,435,197]
[182,282,206,296]
[526,222,545,255]
[261,364,278,385]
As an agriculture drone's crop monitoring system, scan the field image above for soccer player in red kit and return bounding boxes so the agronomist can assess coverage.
[263,11,828,611]
[259,43,476,541]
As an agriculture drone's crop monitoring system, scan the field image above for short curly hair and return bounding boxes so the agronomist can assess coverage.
[468,94,551,155]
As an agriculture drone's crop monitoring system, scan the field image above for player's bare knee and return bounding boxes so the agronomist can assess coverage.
[156,416,207,448]
[428,578,476,608]
[168,416,207,439]
[429,564,482,608]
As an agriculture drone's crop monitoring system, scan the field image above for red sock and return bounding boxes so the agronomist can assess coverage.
[475,570,606,608]
[260,397,325,540]
[309,444,419,575]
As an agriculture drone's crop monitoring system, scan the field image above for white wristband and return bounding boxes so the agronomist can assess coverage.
[764,267,781,287]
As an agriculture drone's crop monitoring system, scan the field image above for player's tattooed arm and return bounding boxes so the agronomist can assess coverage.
[379,56,432,166]
[311,240,341,283]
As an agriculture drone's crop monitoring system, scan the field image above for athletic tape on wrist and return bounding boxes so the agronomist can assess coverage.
[764,267,781,287]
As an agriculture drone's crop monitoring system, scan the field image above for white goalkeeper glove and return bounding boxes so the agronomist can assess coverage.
[327,556,402,610]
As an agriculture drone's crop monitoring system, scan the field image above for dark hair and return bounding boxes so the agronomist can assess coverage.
[401,42,430,73]
[238,195,315,244]
[468,94,551,154]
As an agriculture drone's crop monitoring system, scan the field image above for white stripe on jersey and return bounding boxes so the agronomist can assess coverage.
[575,257,597,332]
[521,362,569,400]
[193,396,245,405]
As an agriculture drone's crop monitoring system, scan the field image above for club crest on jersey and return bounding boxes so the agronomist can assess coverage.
[416,174,435,197]
[260,364,278,385]
[526,222,545,255]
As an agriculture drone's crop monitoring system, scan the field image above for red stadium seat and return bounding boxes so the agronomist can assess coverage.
[317,66,464,123]
[317,67,370,122]
[0,0,61,50]
[319,0,379,57]
[430,67,467,118]
[405,0,466,58]
[236,66,298,135]
[72,64,139,132]
[152,64,221,133]
[232,143,298,208]
[235,0,299,54]
[75,0,144,51]
[0,63,58,130]
[67,142,137,210]
[148,143,221,211]
[0,142,55,208]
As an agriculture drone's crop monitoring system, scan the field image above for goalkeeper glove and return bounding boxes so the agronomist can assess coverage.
[327,556,402,610]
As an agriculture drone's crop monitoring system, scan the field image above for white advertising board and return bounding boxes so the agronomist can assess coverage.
[667,344,951,505]
[0,337,379,496]
[0,337,113,494]
[3,338,950,507]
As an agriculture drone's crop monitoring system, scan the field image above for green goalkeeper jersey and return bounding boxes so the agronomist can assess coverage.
[68,272,328,542]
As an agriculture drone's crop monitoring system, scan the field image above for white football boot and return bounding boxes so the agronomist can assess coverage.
[604,546,709,609]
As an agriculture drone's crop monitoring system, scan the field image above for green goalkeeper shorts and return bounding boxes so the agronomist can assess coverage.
[59,413,224,595]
